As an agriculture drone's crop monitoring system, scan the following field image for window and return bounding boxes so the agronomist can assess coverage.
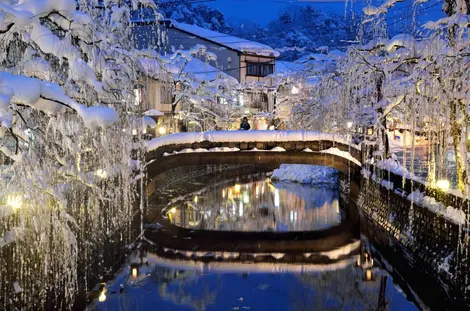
[160,85,172,106]
[246,62,274,77]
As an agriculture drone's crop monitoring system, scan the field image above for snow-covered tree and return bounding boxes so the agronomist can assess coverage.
[0,0,160,308]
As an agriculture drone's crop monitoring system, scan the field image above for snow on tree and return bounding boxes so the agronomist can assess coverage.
[0,0,161,308]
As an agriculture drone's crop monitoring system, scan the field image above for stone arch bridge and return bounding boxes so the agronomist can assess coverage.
[146,130,363,182]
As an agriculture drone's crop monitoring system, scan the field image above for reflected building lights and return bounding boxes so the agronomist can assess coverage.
[173,177,342,232]
[243,191,249,204]
[274,189,280,208]
[131,267,138,278]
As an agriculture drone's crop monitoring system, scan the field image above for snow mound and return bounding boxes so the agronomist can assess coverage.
[271,164,339,186]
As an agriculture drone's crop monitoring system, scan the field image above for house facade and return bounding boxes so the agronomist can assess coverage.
[133,19,280,131]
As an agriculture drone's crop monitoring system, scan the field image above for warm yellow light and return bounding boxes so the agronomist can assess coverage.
[255,186,259,197]
[194,196,198,204]
[98,291,106,302]
[98,287,107,302]
[228,189,233,198]
[234,184,241,193]
[6,195,22,210]
[95,169,107,179]
[367,128,373,135]
[365,269,372,281]
[132,267,138,278]
[159,127,167,135]
[222,189,226,198]
[436,179,450,191]
[143,127,147,134]
[169,207,176,214]
[132,128,138,136]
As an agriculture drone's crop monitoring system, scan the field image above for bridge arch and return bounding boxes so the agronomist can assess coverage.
[144,131,363,255]
[146,130,363,178]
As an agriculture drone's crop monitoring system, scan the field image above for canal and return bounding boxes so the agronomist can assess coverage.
[88,164,436,311]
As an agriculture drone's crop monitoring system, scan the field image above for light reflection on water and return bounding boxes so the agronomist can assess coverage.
[168,177,343,232]
[92,251,419,311]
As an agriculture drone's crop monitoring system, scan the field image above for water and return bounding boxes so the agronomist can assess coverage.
[168,178,343,232]
[91,254,419,311]
[90,170,420,311]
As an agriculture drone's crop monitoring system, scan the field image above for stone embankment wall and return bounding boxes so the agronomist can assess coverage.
[359,174,469,309]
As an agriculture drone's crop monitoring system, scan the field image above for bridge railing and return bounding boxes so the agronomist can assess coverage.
[146,130,362,162]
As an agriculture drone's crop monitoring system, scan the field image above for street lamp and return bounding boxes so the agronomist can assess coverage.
[436,179,450,191]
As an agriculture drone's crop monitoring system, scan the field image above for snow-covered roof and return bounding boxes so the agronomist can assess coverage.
[163,55,239,87]
[169,21,280,58]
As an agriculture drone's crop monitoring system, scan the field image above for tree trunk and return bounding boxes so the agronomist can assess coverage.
[450,100,466,193]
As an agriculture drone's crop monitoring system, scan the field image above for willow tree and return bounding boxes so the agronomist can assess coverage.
[0,0,159,309]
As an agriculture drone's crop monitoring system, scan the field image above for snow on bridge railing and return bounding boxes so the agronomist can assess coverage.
[147,130,361,152]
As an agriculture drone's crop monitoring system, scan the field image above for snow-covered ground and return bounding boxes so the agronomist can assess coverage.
[271,164,339,187]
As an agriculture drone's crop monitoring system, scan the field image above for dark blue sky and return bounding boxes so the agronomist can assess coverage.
[208,0,444,28]
[208,0,348,25]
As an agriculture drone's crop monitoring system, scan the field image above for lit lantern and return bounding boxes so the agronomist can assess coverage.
[159,127,167,135]
[222,189,226,198]
[347,121,353,129]
[6,195,22,210]
[436,179,450,191]
[367,128,373,135]
[193,196,198,204]
[234,184,241,193]
[365,269,373,281]
[169,207,176,214]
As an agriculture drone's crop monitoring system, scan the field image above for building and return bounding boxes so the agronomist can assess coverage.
[133,19,280,130]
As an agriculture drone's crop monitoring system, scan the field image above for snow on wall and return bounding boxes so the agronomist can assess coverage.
[407,190,466,225]
[147,130,360,152]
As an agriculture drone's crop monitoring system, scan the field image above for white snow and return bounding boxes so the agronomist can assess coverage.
[270,146,286,152]
[319,147,362,166]
[376,157,420,181]
[407,190,466,225]
[271,164,339,186]
[77,106,119,130]
[319,240,361,260]
[144,109,164,117]
[170,21,280,58]
[147,130,359,152]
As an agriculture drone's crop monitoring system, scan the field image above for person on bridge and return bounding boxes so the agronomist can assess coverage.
[240,117,251,130]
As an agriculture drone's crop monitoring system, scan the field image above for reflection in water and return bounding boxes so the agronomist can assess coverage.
[167,177,343,232]
[93,246,419,311]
